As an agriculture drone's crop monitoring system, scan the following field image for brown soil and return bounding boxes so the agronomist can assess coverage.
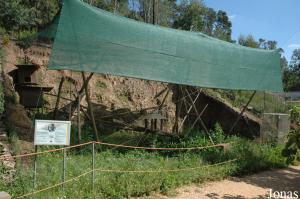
[145,166,300,199]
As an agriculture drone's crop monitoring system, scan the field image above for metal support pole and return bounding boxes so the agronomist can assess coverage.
[173,85,182,133]
[263,91,266,112]
[53,76,65,119]
[229,91,257,133]
[92,142,95,195]
[186,104,209,134]
[178,91,201,131]
[152,0,155,25]
[62,148,66,194]
[32,145,38,190]
[184,88,214,144]
[77,94,82,144]
[82,72,99,141]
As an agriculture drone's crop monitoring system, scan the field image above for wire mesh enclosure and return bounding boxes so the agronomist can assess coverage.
[260,113,290,143]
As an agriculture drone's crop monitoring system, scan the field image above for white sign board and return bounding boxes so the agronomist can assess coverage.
[34,120,71,146]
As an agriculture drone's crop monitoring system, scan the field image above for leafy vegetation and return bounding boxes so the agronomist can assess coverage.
[282,129,300,164]
[0,0,60,33]
[1,126,287,198]
[96,81,107,89]
[282,104,300,164]
[0,0,233,49]
[290,105,300,123]
[283,49,300,91]
[15,30,36,49]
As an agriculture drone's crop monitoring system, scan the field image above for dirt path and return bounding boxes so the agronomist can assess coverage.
[148,166,300,199]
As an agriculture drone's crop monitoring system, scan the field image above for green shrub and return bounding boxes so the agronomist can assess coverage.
[282,129,300,164]
[96,81,107,88]
[231,139,287,175]
[1,35,10,46]
[282,105,300,164]
[290,105,300,122]
[15,30,36,49]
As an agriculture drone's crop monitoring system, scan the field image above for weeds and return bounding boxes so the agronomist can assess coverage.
[215,90,287,114]
[282,104,300,164]
[15,30,37,49]
[0,128,288,198]
[96,81,107,89]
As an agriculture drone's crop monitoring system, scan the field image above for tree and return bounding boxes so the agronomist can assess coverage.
[173,0,206,31]
[202,8,216,36]
[173,0,232,41]
[258,38,278,50]
[283,49,300,91]
[238,35,258,48]
[213,11,232,41]
[290,49,300,75]
[0,0,60,33]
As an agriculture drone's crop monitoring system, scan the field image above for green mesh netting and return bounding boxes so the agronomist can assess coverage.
[47,0,283,92]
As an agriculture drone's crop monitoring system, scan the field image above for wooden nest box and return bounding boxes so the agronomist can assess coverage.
[9,64,53,108]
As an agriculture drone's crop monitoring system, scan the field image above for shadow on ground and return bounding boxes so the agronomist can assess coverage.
[206,193,267,199]
[231,166,300,191]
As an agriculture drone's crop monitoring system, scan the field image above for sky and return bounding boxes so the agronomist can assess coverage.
[203,0,300,62]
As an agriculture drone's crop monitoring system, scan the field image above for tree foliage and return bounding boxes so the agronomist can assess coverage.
[282,105,300,164]
[283,49,300,91]
[238,34,287,68]
[0,0,60,33]
[237,34,300,91]
[173,1,232,41]
[0,0,233,45]
[238,35,279,50]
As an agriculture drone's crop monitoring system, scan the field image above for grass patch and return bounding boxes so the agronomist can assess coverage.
[96,81,107,89]
[208,89,287,115]
[1,127,288,198]
[119,95,129,103]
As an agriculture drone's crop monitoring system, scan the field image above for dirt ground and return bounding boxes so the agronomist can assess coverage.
[147,166,300,199]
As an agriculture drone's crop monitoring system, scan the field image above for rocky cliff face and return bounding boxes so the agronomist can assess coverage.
[2,41,177,139]
[1,41,261,141]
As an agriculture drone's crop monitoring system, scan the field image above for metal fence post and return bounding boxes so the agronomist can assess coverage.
[92,142,95,195]
[62,148,66,195]
[32,146,38,190]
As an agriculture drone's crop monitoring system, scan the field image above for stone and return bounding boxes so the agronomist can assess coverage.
[6,103,31,129]
[0,192,11,199]
[0,134,7,141]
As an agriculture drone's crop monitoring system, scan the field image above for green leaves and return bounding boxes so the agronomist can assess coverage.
[0,0,60,33]
[282,129,300,164]
[173,1,232,41]
[15,29,37,49]
[282,105,300,164]
[290,105,300,122]
[283,48,300,91]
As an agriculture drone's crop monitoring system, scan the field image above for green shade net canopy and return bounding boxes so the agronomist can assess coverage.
[47,0,283,92]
